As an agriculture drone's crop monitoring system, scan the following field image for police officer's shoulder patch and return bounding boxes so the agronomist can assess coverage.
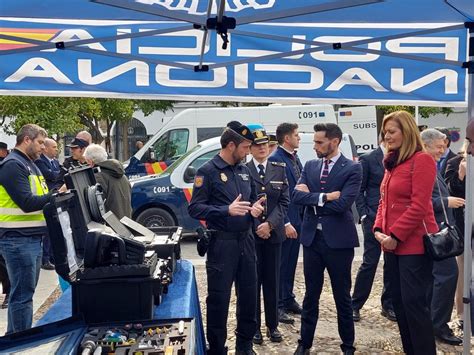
[270,161,286,167]
[194,175,204,188]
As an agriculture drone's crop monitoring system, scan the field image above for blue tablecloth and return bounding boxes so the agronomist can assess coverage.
[36,259,205,354]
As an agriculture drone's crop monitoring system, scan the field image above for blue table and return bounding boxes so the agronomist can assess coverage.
[36,259,206,354]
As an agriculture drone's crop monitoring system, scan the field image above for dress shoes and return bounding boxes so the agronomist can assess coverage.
[352,309,360,322]
[41,262,55,270]
[294,343,310,355]
[252,330,263,345]
[266,327,282,342]
[285,301,303,315]
[278,308,295,324]
[435,330,462,346]
[380,308,397,322]
[343,349,355,355]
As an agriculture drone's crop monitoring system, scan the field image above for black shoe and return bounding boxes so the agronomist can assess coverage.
[253,330,263,345]
[343,349,355,355]
[266,327,282,342]
[41,262,55,270]
[285,301,303,315]
[381,308,396,322]
[294,343,310,355]
[435,330,462,346]
[1,294,8,309]
[278,309,294,324]
[352,309,360,322]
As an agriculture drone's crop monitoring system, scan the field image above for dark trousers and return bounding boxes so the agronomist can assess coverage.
[256,241,282,330]
[41,234,53,265]
[206,234,257,355]
[352,217,393,311]
[300,231,355,352]
[279,224,300,308]
[385,252,436,355]
[0,254,11,295]
[427,256,458,334]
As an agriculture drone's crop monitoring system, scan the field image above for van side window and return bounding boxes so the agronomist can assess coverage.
[143,129,189,163]
[197,127,224,142]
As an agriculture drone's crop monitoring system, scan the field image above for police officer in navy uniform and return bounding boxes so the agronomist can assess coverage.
[246,125,289,345]
[188,121,265,355]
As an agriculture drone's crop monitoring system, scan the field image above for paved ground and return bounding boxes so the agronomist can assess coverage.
[195,261,467,354]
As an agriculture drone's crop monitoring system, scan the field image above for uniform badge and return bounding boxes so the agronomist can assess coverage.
[256,130,263,138]
[194,176,204,188]
[242,129,248,135]
[220,173,228,182]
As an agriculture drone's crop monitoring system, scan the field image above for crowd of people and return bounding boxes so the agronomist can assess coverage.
[188,112,474,355]
[0,112,473,354]
[0,126,131,333]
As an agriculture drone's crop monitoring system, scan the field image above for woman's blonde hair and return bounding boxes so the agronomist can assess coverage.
[382,110,424,164]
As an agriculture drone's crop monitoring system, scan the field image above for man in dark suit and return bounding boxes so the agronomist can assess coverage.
[293,123,362,355]
[352,141,395,322]
[246,124,289,345]
[35,138,63,190]
[268,123,304,324]
[422,129,463,346]
[35,138,63,270]
[435,127,456,177]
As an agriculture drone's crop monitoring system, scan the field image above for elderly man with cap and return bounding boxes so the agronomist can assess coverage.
[0,142,8,161]
[246,124,289,346]
[63,136,89,170]
[188,121,265,355]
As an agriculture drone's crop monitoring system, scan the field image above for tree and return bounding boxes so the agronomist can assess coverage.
[0,96,173,153]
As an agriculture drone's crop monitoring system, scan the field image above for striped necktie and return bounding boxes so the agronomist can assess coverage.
[320,159,331,191]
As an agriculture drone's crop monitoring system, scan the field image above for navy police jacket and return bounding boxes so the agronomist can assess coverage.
[188,154,257,232]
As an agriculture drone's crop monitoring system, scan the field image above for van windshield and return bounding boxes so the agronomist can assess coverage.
[139,129,189,164]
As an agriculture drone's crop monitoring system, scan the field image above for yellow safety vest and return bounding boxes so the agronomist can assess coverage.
[0,161,49,229]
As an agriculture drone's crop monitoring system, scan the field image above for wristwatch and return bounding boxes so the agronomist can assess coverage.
[322,193,328,203]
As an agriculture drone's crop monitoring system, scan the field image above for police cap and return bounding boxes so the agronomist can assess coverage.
[268,134,278,146]
[0,142,7,150]
[226,121,254,142]
[247,124,269,145]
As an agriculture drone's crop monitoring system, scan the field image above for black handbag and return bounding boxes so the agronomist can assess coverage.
[423,177,464,261]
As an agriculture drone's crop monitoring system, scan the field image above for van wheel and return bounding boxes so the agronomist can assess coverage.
[136,208,175,228]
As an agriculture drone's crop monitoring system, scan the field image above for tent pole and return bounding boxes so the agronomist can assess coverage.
[462,24,473,355]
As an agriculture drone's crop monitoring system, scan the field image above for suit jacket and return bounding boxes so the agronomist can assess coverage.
[444,154,465,234]
[439,148,456,178]
[374,152,438,255]
[292,154,362,249]
[35,154,62,190]
[431,172,455,228]
[355,147,384,220]
[247,160,290,244]
[268,146,304,227]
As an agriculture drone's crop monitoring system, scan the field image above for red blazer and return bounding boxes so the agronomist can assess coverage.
[374,151,438,255]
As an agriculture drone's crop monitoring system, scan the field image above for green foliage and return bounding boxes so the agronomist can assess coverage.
[377,105,453,119]
[0,96,173,145]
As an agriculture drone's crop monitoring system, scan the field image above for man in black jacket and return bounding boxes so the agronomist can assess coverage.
[422,128,463,346]
[352,140,395,322]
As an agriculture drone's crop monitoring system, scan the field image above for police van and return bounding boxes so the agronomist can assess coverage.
[131,133,357,232]
[124,104,337,179]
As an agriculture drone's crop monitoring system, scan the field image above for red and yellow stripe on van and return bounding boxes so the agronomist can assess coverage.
[144,161,168,175]
[182,187,206,226]
[0,28,59,50]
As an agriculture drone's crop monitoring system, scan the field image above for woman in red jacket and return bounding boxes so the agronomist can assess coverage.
[374,111,438,355]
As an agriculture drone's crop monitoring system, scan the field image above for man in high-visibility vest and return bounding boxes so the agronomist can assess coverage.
[0,124,54,333]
